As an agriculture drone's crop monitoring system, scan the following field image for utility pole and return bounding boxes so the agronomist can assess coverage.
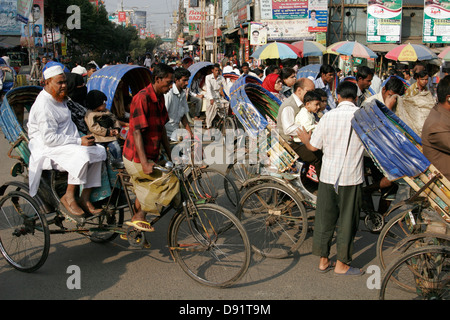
[200,0,206,61]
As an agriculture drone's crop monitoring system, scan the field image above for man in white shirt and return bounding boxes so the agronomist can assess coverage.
[298,81,365,276]
[355,66,374,107]
[164,67,193,142]
[27,66,106,218]
[276,78,321,174]
[204,64,227,129]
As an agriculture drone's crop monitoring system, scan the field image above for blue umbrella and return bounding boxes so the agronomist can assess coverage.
[296,64,321,80]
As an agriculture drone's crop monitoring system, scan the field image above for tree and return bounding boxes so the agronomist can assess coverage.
[45,0,138,65]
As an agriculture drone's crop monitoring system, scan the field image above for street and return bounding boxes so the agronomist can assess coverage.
[0,127,391,303]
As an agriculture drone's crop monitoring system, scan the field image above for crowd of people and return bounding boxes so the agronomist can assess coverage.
[24,51,450,276]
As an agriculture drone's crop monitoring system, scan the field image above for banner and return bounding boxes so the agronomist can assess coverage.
[308,0,327,32]
[16,0,34,23]
[249,22,267,45]
[366,0,402,43]
[186,7,206,23]
[423,0,450,43]
[260,0,308,20]
[261,19,314,41]
[0,0,22,35]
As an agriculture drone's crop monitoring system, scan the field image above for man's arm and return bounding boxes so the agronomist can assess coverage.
[161,126,172,161]
[281,106,301,136]
[133,128,154,175]
[296,127,319,152]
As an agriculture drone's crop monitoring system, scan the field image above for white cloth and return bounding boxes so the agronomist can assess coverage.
[27,90,106,196]
[164,85,189,141]
[71,65,87,76]
[281,93,303,136]
[293,108,317,142]
[205,73,225,101]
[310,100,364,187]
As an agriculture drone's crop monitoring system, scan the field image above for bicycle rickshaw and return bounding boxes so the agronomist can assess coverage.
[0,65,250,288]
[350,100,449,300]
[226,74,317,258]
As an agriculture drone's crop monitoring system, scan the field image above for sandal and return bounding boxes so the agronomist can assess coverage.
[317,260,336,273]
[125,220,155,232]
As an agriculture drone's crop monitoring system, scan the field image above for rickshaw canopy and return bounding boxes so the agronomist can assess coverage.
[86,64,152,110]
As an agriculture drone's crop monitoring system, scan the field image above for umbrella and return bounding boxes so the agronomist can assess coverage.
[438,46,450,61]
[325,41,349,55]
[291,40,326,57]
[333,41,378,59]
[251,42,301,60]
[296,64,321,80]
[385,43,437,61]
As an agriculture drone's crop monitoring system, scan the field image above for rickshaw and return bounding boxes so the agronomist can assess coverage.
[227,74,316,258]
[0,65,250,288]
[350,100,449,300]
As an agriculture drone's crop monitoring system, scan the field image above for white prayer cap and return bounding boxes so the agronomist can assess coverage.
[43,65,64,80]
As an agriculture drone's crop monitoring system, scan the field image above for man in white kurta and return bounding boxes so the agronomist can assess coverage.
[204,64,227,129]
[28,65,106,216]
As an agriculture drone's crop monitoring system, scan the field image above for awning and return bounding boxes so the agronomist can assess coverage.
[223,27,239,35]
[0,36,20,49]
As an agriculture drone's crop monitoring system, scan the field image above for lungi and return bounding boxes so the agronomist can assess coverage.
[123,157,180,214]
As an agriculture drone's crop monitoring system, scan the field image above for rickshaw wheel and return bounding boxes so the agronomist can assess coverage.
[364,211,385,233]
[0,191,50,272]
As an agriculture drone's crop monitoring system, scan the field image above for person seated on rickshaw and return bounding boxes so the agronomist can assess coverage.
[122,63,180,232]
[84,90,122,162]
[27,65,106,217]
[293,90,323,181]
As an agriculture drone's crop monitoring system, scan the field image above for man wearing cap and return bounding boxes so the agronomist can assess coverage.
[27,65,107,217]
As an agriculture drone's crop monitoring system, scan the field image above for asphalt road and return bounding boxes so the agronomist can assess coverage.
[0,125,409,305]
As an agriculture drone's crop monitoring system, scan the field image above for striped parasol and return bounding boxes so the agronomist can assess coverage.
[438,46,450,61]
[251,42,301,60]
[332,41,378,59]
[385,43,437,61]
[291,40,326,57]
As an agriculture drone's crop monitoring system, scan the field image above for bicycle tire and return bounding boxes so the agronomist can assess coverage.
[187,167,241,215]
[0,191,50,272]
[87,207,125,243]
[376,206,427,270]
[238,182,308,258]
[379,245,449,300]
[168,203,251,288]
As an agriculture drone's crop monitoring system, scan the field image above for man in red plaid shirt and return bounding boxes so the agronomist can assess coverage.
[123,63,179,232]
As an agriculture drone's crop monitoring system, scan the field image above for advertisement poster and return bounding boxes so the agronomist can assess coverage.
[423,0,450,43]
[0,0,22,35]
[260,0,308,20]
[249,22,268,45]
[19,0,44,48]
[16,0,33,23]
[308,0,328,32]
[261,19,314,41]
[366,0,402,43]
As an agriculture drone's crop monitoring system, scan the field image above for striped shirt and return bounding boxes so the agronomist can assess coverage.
[310,100,364,186]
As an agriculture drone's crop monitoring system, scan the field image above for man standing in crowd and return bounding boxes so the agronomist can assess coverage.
[30,57,42,86]
[314,64,336,111]
[204,64,226,129]
[422,75,450,180]
[164,67,193,142]
[122,63,180,232]
[27,65,106,217]
[355,66,374,107]
[297,81,365,276]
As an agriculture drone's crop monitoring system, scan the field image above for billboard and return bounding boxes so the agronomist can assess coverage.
[366,0,402,43]
[423,0,450,43]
